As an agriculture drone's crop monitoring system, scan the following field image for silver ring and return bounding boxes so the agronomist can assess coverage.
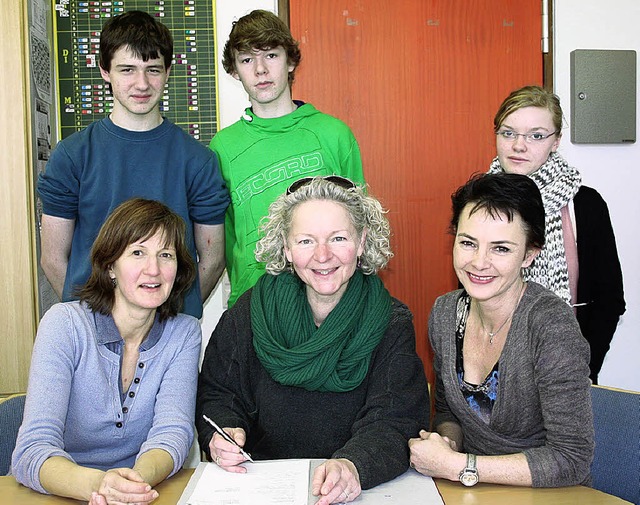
[215,455,221,465]
[344,490,350,500]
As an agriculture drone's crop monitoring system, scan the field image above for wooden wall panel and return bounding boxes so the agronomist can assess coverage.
[0,0,38,394]
[289,1,542,381]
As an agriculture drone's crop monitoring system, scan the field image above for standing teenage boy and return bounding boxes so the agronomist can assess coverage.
[38,10,229,318]
[212,10,365,307]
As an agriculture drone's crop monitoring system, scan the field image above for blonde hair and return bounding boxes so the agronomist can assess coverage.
[255,178,393,275]
[494,85,563,132]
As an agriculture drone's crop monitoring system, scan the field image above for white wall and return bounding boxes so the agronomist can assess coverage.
[554,1,639,391]
[200,0,277,353]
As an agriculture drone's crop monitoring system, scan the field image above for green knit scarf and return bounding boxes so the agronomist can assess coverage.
[251,270,392,393]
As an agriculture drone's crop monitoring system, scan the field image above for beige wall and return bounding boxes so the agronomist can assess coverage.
[0,0,38,394]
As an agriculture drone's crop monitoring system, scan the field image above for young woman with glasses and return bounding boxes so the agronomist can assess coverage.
[488,85,625,384]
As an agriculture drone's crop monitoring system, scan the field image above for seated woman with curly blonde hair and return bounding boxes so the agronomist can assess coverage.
[196,176,429,505]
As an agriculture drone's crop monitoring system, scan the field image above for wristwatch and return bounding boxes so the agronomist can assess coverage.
[458,453,479,486]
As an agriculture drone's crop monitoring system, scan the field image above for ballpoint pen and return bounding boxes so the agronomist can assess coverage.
[202,414,254,462]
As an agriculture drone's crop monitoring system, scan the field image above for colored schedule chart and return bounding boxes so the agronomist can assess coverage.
[52,0,217,145]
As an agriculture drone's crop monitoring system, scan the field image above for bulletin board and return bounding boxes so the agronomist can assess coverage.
[51,0,218,145]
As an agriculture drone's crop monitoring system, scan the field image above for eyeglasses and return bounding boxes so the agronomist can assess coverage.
[495,129,559,143]
[286,175,357,195]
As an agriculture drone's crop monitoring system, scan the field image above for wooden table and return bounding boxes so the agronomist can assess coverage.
[1,469,630,504]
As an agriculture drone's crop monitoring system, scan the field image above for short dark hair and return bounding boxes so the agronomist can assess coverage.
[222,10,302,84]
[450,173,545,250]
[99,10,173,71]
[77,198,196,321]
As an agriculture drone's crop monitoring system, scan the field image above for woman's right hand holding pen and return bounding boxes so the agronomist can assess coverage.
[209,427,250,473]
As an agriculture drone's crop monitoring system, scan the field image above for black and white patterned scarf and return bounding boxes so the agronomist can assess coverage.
[488,152,581,304]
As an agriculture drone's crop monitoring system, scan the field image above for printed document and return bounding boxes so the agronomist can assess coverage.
[179,460,444,505]
[181,459,309,505]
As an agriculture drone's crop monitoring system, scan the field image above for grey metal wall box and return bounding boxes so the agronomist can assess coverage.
[570,49,636,144]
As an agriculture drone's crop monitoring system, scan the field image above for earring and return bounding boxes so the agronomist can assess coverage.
[111,277,117,287]
[357,256,362,268]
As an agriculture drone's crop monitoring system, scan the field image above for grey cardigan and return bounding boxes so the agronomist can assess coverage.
[429,282,594,487]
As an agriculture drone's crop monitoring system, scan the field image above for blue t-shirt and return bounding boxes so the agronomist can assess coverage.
[37,117,229,318]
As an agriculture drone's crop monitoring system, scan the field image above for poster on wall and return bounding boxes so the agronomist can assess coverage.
[51,0,218,145]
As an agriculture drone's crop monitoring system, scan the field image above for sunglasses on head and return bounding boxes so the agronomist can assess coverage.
[286,175,357,195]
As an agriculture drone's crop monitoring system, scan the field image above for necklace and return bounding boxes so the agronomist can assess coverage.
[476,282,525,344]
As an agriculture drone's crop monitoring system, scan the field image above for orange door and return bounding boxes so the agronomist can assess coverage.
[289,1,542,381]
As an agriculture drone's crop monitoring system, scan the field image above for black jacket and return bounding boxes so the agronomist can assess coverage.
[573,186,626,381]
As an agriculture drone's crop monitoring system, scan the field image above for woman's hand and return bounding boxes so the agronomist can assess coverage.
[208,427,249,473]
[88,492,106,505]
[91,468,158,504]
[311,458,361,504]
[409,430,465,481]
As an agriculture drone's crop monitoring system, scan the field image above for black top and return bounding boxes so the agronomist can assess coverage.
[573,186,625,381]
[196,289,430,490]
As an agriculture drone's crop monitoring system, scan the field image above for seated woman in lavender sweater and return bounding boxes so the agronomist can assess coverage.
[12,198,201,505]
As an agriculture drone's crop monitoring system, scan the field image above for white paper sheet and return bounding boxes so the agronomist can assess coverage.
[355,468,444,504]
[179,461,444,505]
[182,460,310,505]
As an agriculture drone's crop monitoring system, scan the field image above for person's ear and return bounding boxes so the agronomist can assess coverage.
[551,132,562,153]
[357,229,367,257]
[522,247,540,268]
[99,65,111,83]
[284,235,293,263]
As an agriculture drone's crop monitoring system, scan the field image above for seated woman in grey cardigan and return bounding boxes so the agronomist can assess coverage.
[409,173,594,487]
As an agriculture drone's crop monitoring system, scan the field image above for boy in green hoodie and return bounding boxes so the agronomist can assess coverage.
[212,9,365,307]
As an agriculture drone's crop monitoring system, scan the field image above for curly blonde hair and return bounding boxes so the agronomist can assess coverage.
[255,178,393,275]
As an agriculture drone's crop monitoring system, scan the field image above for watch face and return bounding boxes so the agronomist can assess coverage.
[460,470,479,487]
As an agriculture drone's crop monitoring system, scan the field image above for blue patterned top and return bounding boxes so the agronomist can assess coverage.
[454,293,499,424]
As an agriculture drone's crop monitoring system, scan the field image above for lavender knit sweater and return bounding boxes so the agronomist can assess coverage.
[11,301,201,494]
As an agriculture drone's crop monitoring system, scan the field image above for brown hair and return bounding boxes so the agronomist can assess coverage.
[77,198,196,320]
[222,10,301,84]
[99,10,173,71]
[494,85,563,133]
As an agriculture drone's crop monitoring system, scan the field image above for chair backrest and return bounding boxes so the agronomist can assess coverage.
[590,385,640,504]
[0,394,26,476]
